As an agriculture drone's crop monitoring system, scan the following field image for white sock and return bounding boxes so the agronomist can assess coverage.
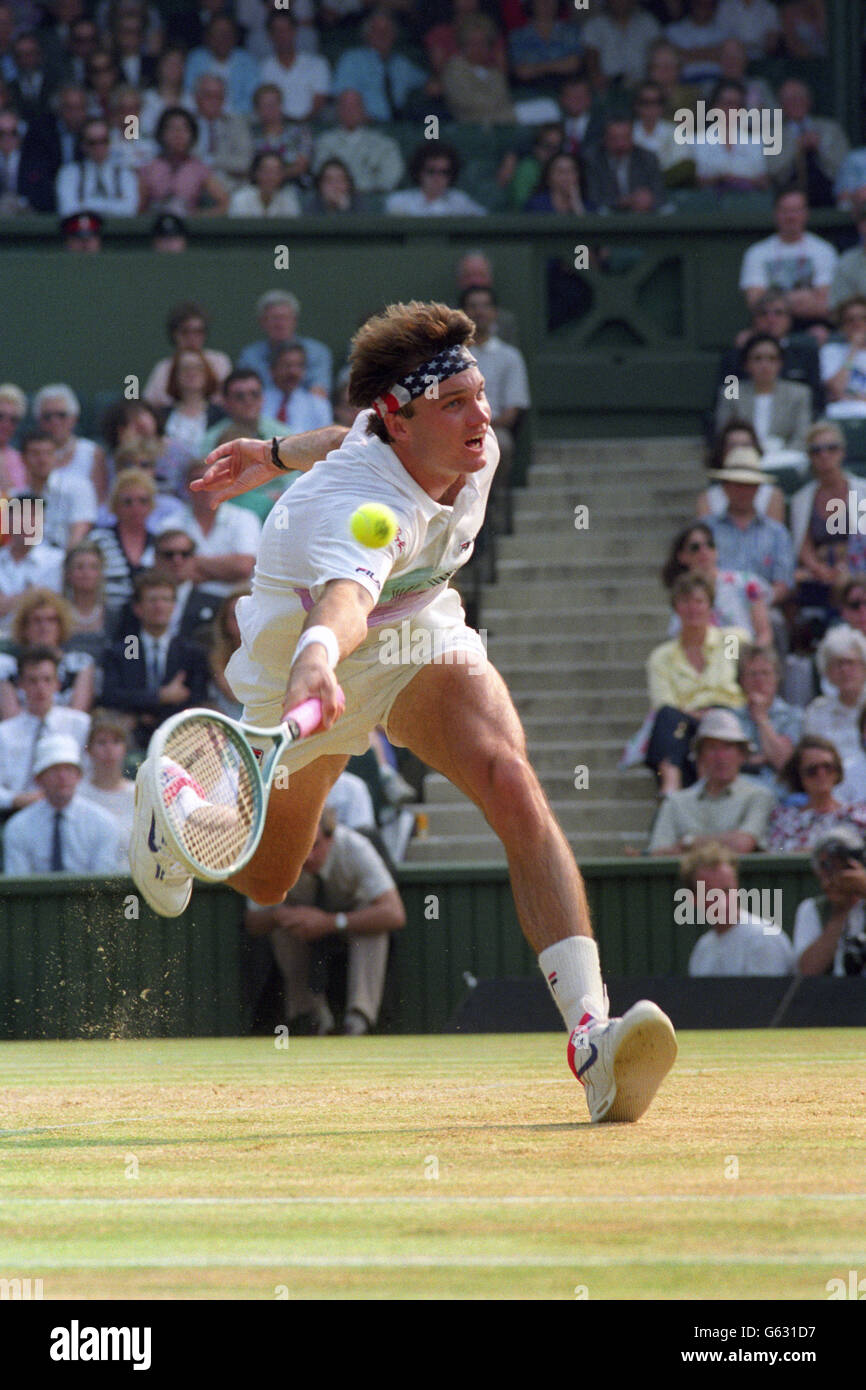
[538,937,607,1033]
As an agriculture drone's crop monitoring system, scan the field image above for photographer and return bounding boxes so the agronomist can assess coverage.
[793,827,866,975]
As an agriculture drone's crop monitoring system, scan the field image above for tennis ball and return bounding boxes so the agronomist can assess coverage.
[349,502,399,548]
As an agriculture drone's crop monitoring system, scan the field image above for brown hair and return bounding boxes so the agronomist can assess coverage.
[671,571,714,607]
[86,709,130,749]
[12,588,73,645]
[165,347,219,402]
[132,569,177,602]
[782,735,843,794]
[347,300,475,442]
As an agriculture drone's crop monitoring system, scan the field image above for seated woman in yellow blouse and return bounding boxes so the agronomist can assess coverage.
[646,572,749,794]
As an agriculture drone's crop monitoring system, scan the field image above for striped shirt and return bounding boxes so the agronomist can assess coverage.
[89,523,156,611]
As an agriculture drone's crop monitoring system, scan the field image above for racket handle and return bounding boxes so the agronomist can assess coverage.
[284,687,346,740]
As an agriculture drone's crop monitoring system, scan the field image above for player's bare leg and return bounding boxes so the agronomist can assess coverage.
[227,752,348,905]
[387,658,676,1121]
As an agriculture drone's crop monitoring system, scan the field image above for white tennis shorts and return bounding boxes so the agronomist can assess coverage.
[225,584,488,774]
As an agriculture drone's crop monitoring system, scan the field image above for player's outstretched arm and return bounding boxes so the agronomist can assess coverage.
[283,578,375,728]
[192,427,350,506]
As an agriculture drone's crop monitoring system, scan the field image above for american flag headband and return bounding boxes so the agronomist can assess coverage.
[372,345,477,418]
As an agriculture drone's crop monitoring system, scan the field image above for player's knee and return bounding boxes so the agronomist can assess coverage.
[480,749,548,838]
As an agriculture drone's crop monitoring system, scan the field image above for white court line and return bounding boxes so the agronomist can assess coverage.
[3,1253,864,1270]
[3,1193,865,1206]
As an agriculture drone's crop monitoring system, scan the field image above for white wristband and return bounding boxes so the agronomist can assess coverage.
[292,624,339,670]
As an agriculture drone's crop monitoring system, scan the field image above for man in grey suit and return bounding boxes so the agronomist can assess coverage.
[715,333,813,468]
[583,116,664,213]
[192,73,253,190]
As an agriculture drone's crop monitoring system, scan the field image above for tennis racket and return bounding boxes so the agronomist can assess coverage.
[145,692,345,881]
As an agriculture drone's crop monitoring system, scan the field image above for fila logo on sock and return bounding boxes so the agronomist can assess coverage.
[547,971,558,992]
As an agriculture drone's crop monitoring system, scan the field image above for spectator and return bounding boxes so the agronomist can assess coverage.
[507,0,583,88]
[794,827,866,976]
[312,89,404,194]
[238,290,333,398]
[184,14,259,116]
[143,300,232,410]
[0,587,94,714]
[250,82,313,183]
[244,807,406,1036]
[9,30,60,122]
[110,6,156,89]
[715,0,780,57]
[645,38,699,121]
[15,429,97,553]
[706,447,796,605]
[736,643,802,787]
[632,80,692,185]
[77,711,135,868]
[767,735,866,850]
[645,572,748,793]
[837,702,866,804]
[259,11,330,122]
[99,399,189,507]
[662,520,772,643]
[693,80,770,193]
[666,0,728,84]
[55,114,139,218]
[101,569,210,750]
[3,733,120,875]
[159,349,224,459]
[821,297,866,420]
[34,383,105,493]
[229,151,302,218]
[304,156,372,214]
[0,647,89,814]
[61,206,103,251]
[200,368,284,461]
[739,189,837,333]
[584,116,664,212]
[582,0,660,91]
[789,422,866,613]
[150,529,218,642]
[442,15,514,123]
[558,74,599,157]
[262,346,334,434]
[0,110,28,213]
[385,141,486,216]
[714,37,775,109]
[425,0,508,77]
[697,423,786,521]
[107,85,158,172]
[683,844,794,975]
[17,82,89,212]
[833,145,866,211]
[459,284,529,531]
[84,51,120,121]
[325,769,377,833]
[454,250,519,345]
[0,384,27,491]
[803,625,866,769]
[89,467,158,613]
[62,18,100,87]
[830,201,866,310]
[190,73,253,189]
[139,45,189,138]
[138,106,230,217]
[714,334,812,473]
[834,577,866,646]
[207,584,247,718]
[766,78,849,207]
[524,150,585,213]
[498,121,564,210]
[174,457,261,599]
[63,541,107,641]
[333,9,429,122]
[779,0,825,58]
[722,293,823,414]
[0,513,65,637]
[649,706,775,853]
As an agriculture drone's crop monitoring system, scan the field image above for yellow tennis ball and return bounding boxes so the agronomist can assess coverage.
[349,503,398,548]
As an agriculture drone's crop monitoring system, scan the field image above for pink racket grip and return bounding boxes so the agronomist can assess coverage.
[284,686,346,739]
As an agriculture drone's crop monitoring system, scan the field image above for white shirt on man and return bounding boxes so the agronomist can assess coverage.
[470,336,531,418]
[0,707,90,809]
[259,52,331,120]
[385,188,485,217]
[176,502,262,598]
[3,791,120,875]
[56,158,139,218]
[688,914,795,976]
[262,383,333,433]
[740,231,839,294]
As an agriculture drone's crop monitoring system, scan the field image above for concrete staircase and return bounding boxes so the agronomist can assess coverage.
[404,437,701,865]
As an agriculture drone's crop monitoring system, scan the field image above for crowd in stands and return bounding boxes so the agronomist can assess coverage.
[0,0,848,235]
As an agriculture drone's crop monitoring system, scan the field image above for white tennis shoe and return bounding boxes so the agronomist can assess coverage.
[568,1000,677,1123]
[129,758,194,918]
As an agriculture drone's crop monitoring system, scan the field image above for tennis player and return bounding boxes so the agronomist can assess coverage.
[130,301,676,1122]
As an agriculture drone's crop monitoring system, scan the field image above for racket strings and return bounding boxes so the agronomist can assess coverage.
[159,718,259,874]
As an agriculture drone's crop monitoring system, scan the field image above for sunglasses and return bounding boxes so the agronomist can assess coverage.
[845,597,866,610]
[801,761,837,776]
[686,538,715,553]
[158,548,193,559]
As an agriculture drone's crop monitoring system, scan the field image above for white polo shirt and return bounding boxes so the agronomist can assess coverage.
[175,502,262,598]
[688,915,795,976]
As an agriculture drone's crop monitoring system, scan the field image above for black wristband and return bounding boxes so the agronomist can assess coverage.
[271,436,288,472]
